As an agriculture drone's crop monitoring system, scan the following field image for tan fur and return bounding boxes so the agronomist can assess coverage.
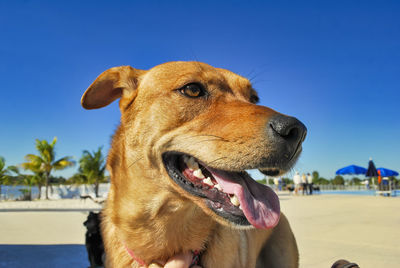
[82,61,299,267]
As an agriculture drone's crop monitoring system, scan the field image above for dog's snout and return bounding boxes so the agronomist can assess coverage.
[269,115,307,145]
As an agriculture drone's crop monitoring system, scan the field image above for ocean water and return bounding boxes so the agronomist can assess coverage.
[0,185,40,200]
[2,185,398,199]
[0,184,110,200]
[320,190,399,196]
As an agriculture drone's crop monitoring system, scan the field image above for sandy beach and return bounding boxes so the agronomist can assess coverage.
[280,194,400,267]
[1,194,399,267]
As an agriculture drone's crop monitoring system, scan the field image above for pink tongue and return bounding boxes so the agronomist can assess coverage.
[208,169,280,229]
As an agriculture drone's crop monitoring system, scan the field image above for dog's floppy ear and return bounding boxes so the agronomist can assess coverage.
[81,66,146,110]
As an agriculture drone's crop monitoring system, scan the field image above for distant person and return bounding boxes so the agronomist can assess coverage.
[273,177,279,191]
[293,171,301,195]
[382,177,389,191]
[389,178,395,191]
[365,179,370,190]
[301,173,308,195]
[307,173,313,195]
[377,170,382,190]
[278,177,283,191]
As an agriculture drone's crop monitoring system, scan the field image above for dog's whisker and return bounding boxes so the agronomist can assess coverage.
[189,138,226,145]
[206,157,228,166]
[245,68,257,79]
[174,135,229,146]
[191,134,229,142]
[248,65,270,85]
[194,60,205,72]
[128,157,144,169]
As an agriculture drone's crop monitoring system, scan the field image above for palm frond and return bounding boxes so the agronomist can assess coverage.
[0,157,5,172]
[53,156,75,170]
[22,154,44,172]
[24,154,44,163]
[7,165,20,175]
[35,139,56,163]
[50,137,57,148]
[77,147,106,182]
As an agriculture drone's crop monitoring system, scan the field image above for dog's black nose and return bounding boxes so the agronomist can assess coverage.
[269,114,307,147]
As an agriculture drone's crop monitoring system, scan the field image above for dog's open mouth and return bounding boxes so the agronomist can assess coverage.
[162,152,280,229]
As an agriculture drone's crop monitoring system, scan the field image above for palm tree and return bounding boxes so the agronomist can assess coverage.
[8,166,41,200]
[22,137,75,199]
[77,147,106,197]
[68,173,87,185]
[20,174,39,200]
[0,157,13,199]
[19,161,45,199]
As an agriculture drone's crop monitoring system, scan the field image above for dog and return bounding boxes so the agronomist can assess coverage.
[313,185,321,193]
[81,195,93,202]
[81,61,307,267]
[81,194,106,205]
[83,211,105,268]
[331,259,360,268]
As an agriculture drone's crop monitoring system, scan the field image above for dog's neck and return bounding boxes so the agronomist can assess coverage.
[104,155,216,265]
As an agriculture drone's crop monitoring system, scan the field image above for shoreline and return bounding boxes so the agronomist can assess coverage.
[0,198,103,211]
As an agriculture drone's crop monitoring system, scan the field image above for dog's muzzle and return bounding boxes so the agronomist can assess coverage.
[260,114,307,176]
[268,114,307,157]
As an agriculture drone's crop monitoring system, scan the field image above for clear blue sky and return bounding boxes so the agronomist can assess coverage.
[1,0,399,180]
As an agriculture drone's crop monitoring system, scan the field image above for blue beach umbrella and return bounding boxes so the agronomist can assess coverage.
[377,168,399,177]
[335,165,367,175]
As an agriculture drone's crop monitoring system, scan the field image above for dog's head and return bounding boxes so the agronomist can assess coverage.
[84,211,101,234]
[82,61,306,230]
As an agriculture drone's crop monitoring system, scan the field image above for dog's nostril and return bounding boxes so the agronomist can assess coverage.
[269,115,306,143]
[286,127,299,140]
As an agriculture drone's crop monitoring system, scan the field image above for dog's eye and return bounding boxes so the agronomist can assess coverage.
[250,95,259,104]
[179,83,206,98]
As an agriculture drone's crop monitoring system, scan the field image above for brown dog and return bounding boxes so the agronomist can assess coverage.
[81,61,306,268]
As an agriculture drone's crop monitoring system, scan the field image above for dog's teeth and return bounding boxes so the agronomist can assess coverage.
[203,177,214,186]
[184,156,199,170]
[230,194,240,207]
[188,158,199,170]
[193,169,205,179]
[183,155,189,163]
[214,184,222,191]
